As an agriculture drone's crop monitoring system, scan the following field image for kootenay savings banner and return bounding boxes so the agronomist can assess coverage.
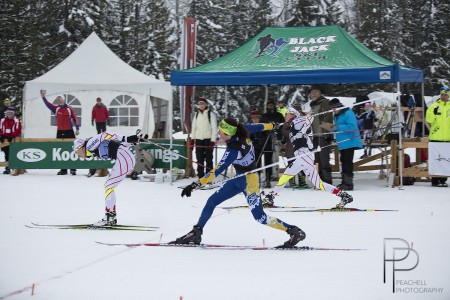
[9,140,186,169]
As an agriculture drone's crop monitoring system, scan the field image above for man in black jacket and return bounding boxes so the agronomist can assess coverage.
[261,100,284,187]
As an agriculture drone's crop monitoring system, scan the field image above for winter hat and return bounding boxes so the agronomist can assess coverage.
[72,138,86,152]
[293,102,302,110]
[440,86,449,96]
[4,98,11,106]
[96,97,102,101]
[250,110,261,118]
[329,98,343,109]
[56,94,65,101]
[266,100,276,107]
[310,85,323,93]
[5,106,15,116]
[286,107,301,118]
[198,97,207,105]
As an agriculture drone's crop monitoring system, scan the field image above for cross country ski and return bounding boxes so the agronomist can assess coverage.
[27,222,158,231]
[96,241,365,251]
[268,207,398,213]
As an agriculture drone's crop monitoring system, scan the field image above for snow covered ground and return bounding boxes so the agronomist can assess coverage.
[1,164,449,300]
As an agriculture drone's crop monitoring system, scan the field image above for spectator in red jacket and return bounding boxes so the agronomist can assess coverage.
[0,107,22,174]
[92,97,110,134]
[89,97,110,177]
[40,89,79,175]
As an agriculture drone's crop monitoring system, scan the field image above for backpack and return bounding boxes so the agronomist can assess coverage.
[195,110,212,123]
[402,154,415,185]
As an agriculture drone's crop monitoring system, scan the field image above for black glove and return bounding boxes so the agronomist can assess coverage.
[270,122,283,130]
[126,134,149,144]
[107,120,110,126]
[433,107,440,115]
[7,137,13,142]
[0,136,4,143]
[181,181,200,197]
[91,120,94,126]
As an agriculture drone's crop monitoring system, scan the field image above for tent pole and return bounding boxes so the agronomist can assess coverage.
[397,82,403,189]
[265,85,268,103]
[224,86,228,118]
[421,82,425,136]
[168,87,173,185]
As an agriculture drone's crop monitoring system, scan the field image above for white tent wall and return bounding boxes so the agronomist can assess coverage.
[22,90,158,138]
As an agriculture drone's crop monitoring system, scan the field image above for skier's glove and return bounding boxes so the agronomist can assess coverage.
[7,137,13,142]
[181,181,200,197]
[126,134,149,144]
[270,122,283,130]
[433,107,440,115]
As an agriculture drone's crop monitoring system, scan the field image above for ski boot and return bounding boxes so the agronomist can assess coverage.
[70,169,76,175]
[3,167,11,174]
[262,192,276,208]
[169,225,203,245]
[57,169,68,175]
[297,174,309,189]
[336,191,353,208]
[278,226,306,248]
[94,211,117,226]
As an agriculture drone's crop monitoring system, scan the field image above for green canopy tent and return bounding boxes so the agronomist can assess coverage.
[171,25,424,187]
[171,25,423,85]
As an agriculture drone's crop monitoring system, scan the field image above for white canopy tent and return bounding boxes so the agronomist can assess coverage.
[22,32,172,139]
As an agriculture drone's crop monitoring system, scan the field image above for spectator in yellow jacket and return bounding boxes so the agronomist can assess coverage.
[425,86,450,187]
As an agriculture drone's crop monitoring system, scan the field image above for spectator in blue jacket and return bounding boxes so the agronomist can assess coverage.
[320,98,362,191]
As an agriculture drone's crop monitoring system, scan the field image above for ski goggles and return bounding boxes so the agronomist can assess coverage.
[218,120,237,136]
[440,86,449,96]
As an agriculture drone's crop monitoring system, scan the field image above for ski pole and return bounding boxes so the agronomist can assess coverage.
[195,133,363,189]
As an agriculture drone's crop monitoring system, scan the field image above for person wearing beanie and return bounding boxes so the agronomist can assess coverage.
[320,98,362,191]
[309,85,333,184]
[0,98,12,118]
[277,100,287,117]
[357,102,377,158]
[263,107,354,208]
[40,89,79,175]
[425,86,450,187]
[261,100,285,187]
[191,97,217,178]
[0,107,22,174]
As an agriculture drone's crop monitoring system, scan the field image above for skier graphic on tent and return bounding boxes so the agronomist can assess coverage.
[255,34,288,58]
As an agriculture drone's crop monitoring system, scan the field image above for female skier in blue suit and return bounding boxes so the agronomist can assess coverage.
[171,118,304,248]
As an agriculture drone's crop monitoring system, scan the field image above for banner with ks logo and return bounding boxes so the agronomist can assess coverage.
[9,140,186,169]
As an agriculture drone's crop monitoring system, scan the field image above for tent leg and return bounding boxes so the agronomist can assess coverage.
[396,82,403,189]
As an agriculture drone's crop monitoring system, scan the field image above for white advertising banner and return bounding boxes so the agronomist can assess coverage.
[429,142,450,176]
